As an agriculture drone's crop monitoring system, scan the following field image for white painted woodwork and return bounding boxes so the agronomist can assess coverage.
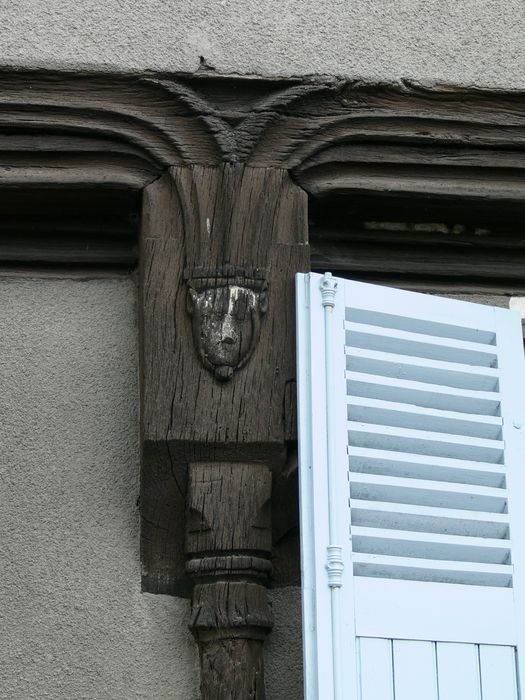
[349,499,510,537]
[357,638,393,700]
[392,640,438,700]
[345,320,498,366]
[351,526,510,563]
[346,347,500,391]
[479,645,519,700]
[509,296,525,319]
[348,424,504,465]
[436,643,481,700]
[353,552,512,586]
[349,473,507,511]
[347,396,503,439]
[357,638,517,700]
[348,446,506,486]
[346,372,502,414]
[354,578,516,644]
[344,307,496,344]
[296,273,525,699]
[296,272,357,700]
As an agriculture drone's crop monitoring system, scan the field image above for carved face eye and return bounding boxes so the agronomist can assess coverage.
[231,296,250,321]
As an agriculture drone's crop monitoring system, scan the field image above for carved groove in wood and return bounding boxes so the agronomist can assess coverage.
[4,74,525,293]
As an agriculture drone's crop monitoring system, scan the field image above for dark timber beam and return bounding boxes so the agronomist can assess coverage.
[140,164,308,697]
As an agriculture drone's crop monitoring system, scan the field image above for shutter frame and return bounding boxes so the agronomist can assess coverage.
[297,272,525,700]
[296,272,357,700]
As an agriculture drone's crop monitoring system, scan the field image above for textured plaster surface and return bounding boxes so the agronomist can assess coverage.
[440,293,511,307]
[266,587,304,699]
[1,0,525,89]
[0,277,200,700]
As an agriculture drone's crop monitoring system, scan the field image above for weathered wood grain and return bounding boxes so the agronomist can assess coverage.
[139,164,307,696]
[139,164,308,589]
[0,233,136,264]
[4,73,525,289]
[186,462,273,698]
[311,241,525,280]
[141,164,308,462]
[0,187,139,264]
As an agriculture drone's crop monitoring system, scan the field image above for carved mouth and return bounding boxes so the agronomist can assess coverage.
[205,345,242,366]
[214,365,234,381]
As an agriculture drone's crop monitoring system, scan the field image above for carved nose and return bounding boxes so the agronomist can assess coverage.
[222,334,235,345]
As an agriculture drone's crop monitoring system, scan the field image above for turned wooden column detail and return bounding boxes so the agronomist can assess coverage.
[186,462,273,697]
[140,163,308,698]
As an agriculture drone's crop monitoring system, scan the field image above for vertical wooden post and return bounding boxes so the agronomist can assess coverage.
[140,164,309,697]
[187,462,272,697]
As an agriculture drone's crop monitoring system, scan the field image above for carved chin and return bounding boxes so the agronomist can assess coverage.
[213,365,235,381]
[203,344,243,368]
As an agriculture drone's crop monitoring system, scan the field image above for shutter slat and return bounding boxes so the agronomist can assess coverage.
[350,473,507,512]
[353,553,513,587]
[345,321,498,366]
[345,307,496,345]
[347,371,501,414]
[346,346,499,391]
[352,527,511,564]
[347,396,502,439]
[348,447,506,487]
[350,499,510,538]
[348,422,504,462]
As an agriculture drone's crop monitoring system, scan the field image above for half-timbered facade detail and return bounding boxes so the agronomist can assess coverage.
[3,71,525,697]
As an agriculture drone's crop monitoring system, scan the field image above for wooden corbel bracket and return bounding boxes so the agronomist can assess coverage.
[140,163,308,697]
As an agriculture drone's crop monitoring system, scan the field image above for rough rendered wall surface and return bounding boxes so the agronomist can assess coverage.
[0,276,200,700]
[1,0,524,89]
[266,587,304,699]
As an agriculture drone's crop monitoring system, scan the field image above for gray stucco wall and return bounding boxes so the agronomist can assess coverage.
[0,277,200,699]
[0,275,304,700]
[266,587,303,699]
[1,0,524,89]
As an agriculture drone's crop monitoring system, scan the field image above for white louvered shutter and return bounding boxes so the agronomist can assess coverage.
[296,272,525,700]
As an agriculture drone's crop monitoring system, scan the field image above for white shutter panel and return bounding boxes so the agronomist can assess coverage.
[296,272,525,700]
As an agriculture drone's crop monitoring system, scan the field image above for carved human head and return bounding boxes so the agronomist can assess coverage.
[186,269,268,381]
